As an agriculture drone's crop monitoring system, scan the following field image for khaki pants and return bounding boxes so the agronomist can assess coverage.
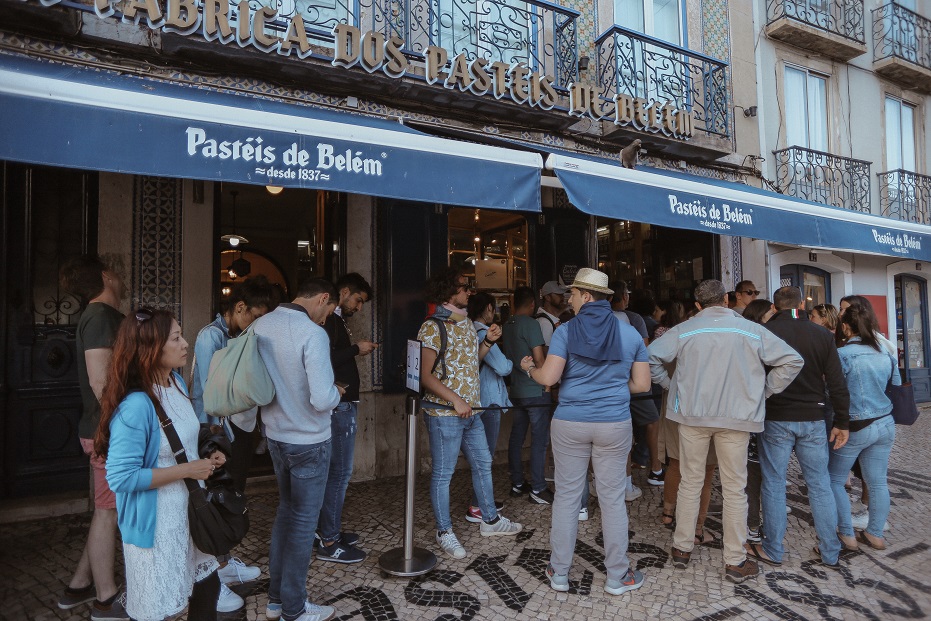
[673,424,750,566]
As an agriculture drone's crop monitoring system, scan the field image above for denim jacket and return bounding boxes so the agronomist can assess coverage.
[191,314,229,424]
[474,321,512,411]
[837,337,901,420]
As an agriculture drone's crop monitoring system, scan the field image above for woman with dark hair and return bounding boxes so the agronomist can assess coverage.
[653,300,684,339]
[98,309,224,621]
[810,303,839,332]
[742,299,775,324]
[189,277,275,609]
[828,303,900,551]
[464,292,512,522]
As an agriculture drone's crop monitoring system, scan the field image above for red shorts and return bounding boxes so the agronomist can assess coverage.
[80,438,116,510]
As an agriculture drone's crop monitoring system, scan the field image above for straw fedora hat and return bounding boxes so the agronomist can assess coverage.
[569,268,614,295]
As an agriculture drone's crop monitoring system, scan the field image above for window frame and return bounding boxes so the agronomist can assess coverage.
[783,63,830,152]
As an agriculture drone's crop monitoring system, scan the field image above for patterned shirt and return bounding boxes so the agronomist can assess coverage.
[418,313,481,416]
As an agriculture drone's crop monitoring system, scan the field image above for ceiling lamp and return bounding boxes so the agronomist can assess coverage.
[221,190,249,247]
[266,185,284,195]
[227,253,252,279]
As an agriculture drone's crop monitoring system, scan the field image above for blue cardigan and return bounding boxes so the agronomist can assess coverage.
[105,374,188,548]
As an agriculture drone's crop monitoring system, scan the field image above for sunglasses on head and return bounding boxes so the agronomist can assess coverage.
[135,308,155,323]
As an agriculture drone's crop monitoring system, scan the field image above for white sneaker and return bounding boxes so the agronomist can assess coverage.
[851,511,889,531]
[296,602,336,621]
[218,557,262,584]
[626,485,643,502]
[578,507,589,522]
[216,583,244,613]
[436,530,467,559]
[479,515,523,537]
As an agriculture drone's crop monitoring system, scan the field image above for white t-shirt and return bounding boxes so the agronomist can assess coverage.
[535,309,560,346]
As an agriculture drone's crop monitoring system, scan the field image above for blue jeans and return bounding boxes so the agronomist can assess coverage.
[759,420,840,564]
[424,413,497,532]
[267,438,331,621]
[508,394,552,493]
[465,406,502,508]
[318,402,357,542]
[829,415,895,538]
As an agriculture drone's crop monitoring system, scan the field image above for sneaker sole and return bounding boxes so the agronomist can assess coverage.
[316,554,366,564]
[481,527,523,537]
[464,514,482,523]
[216,602,245,614]
[578,513,589,522]
[549,581,570,592]
[442,549,467,559]
[605,581,644,596]
[58,598,97,610]
[724,572,755,584]
[647,480,665,486]
[265,609,282,621]
[529,495,552,505]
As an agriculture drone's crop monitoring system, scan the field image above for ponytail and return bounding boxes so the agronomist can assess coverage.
[838,303,880,351]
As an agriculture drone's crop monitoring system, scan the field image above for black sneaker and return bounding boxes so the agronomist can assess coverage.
[529,488,554,504]
[316,540,366,564]
[647,468,665,486]
[510,482,532,497]
[314,531,360,546]
[58,584,96,610]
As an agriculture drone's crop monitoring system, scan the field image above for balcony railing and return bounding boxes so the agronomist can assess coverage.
[873,2,931,71]
[766,0,865,43]
[879,169,931,224]
[252,0,580,91]
[595,26,729,138]
[773,146,871,213]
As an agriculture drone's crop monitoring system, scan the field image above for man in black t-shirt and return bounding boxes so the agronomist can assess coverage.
[316,273,377,564]
[59,255,129,620]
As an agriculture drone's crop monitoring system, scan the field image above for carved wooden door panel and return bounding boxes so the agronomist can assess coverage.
[1,163,98,498]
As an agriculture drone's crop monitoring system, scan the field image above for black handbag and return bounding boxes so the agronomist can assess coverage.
[886,358,920,426]
[153,402,249,556]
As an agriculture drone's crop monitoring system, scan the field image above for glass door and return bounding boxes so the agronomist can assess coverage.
[895,274,931,402]
[779,264,830,312]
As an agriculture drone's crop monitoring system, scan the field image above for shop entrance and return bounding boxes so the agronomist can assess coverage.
[595,219,716,302]
[780,265,831,311]
[895,274,931,401]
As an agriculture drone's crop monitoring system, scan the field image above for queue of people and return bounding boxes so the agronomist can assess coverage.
[57,253,905,619]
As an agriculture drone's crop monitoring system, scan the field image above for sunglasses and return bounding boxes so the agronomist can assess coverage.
[740,290,761,296]
[457,280,476,291]
[135,308,154,323]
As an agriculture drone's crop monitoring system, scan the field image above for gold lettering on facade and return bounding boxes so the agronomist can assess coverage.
[280,14,310,56]
[203,0,232,39]
[383,35,407,77]
[614,93,634,124]
[424,46,448,85]
[332,24,361,68]
[122,0,164,25]
[252,6,279,48]
[508,63,530,103]
[469,58,491,95]
[165,0,199,31]
[360,31,386,72]
[539,75,557,110]
[235,0,249,43]
[490,61,509,99]
[662,102,677,135]
[445,53,473,91]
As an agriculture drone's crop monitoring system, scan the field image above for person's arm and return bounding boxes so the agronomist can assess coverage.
[304,327,341,412]
[520,353,566,387]
[85,348,112,402]
[889,352,902,387]
[759,330,804,398]
[530,344,545,369]
[477,323,501,362]
[629,361,651,394]
[647,328,679,390]
[484,343,513,377]
[823,344,850,433]
[327,316,365,366]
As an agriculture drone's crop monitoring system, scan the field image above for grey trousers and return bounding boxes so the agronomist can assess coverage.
[550,418,632,582]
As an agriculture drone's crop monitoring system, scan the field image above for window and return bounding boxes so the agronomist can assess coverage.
[784,66,828,151]
[885,96,917,173]
[437,0,533,68]
[614,0,683,44]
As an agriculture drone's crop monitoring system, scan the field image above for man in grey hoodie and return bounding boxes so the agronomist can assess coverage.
[647,279,803,585]
[254,277,342,621]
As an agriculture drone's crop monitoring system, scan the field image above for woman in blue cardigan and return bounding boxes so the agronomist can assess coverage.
[96,309,223,621]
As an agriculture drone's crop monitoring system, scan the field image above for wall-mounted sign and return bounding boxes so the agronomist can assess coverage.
[34,0,696,141]
[406,339,422,394]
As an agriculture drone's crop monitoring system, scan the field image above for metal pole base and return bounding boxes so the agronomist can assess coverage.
[378,546,437,577]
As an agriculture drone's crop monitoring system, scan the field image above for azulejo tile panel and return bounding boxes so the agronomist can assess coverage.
[131,176,183,318]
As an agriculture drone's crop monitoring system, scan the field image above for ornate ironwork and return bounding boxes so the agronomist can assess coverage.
[595,26,730,138]
[766,0,865,43]
[773,146,872,213]
[879,169,931,224]
[34,295,82,326]
[872,2,931,70]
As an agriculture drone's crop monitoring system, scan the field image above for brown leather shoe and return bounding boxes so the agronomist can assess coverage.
[671,547,691,569]
[724,559,760,583]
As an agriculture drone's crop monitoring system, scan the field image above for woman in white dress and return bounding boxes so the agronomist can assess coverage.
[96,308,225,621]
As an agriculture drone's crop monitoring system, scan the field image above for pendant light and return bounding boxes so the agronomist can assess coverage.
[221,189,249,247]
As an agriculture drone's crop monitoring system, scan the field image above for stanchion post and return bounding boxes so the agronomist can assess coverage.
[378,393,437,577]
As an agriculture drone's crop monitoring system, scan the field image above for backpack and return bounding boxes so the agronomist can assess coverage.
[534,311,556,331]
[425,315,449,380]
[203,323,275,418]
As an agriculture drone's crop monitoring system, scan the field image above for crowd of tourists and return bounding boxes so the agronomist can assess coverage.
[55,254,903,621]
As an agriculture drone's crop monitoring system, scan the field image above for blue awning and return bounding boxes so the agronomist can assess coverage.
[547,153,931,261]
[0,55,542,212]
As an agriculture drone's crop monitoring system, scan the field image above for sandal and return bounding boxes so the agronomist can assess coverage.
[745,542,781,566]
[695,531,718,546]
[855,530,886,551]
[661,512,676,530]
[837,534,859,552]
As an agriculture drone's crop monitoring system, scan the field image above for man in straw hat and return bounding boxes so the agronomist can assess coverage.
[520,268,652,596]
[647,279,802,584]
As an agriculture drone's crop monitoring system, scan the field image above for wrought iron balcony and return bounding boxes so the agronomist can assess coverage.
[764,0,866,60]
[879,169,931,224]
[773,146,871,213]
[257,0,580,91]
[596,26,729,138]
[872,2,931,92]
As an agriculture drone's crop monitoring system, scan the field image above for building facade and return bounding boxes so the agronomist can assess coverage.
[0,0,926,499]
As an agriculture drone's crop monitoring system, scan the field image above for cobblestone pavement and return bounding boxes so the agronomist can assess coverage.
[5,412,931,621]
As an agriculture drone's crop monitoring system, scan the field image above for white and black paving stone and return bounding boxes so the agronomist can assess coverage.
[3,409,931,621]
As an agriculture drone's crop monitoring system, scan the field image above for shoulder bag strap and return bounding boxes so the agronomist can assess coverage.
[428,316,448,380]
[151,397,201,495]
